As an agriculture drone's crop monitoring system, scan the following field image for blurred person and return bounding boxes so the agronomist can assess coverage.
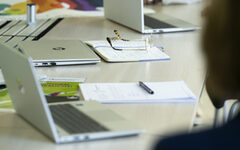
[153,0,240,149]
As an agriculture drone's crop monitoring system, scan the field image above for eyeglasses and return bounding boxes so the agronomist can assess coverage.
[106,30,152,51]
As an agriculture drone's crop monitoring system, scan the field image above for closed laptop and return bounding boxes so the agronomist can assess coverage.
[17,40,101,66]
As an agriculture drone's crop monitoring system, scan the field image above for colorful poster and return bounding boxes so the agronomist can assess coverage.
[0,0,103,16]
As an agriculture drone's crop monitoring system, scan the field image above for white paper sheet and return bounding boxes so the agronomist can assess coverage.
[79,81,197,103]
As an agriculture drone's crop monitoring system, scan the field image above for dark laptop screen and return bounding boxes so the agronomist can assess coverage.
[144,15,176,28]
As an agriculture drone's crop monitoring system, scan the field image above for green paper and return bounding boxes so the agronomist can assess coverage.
[0,89,10,102]
[41,81,80,96]
[0,101,13,109]
[0,81,82,111]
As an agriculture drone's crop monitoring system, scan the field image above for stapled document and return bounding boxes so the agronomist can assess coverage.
[85,40,170,62]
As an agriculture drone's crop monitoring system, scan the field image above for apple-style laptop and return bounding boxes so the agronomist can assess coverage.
[104,0,200,33]
[17,40,101,67]
[0,43,142,143]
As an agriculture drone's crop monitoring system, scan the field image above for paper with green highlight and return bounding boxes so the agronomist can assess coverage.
[0,79,85,111]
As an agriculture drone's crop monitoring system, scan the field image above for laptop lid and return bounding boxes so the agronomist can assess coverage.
[0,43,59,142]
[104,0,144,33]
[17,40,101,66]
[104,0,199,33]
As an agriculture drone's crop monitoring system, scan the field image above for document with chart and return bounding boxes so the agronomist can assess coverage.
[79,81,196,103]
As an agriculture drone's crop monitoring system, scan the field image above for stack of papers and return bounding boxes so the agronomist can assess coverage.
[85,40,170,62]
[79,81,196,103]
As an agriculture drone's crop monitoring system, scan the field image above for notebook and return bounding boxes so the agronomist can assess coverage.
[104,0,200,33]
[0,43,142,143]
[17,40,101,66]
[79,81,197,103]
[85,40,170,62]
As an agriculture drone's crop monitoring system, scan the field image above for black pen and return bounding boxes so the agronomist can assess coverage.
[139,81,154,94]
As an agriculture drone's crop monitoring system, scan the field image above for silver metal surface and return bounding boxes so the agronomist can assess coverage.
[27,3,36,25]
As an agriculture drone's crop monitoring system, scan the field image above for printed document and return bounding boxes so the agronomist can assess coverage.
[79,81,196,103]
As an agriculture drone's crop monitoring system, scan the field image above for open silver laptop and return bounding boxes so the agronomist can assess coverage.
[17,40,100,66]
[104,0,199,33]
[0,43,142,143]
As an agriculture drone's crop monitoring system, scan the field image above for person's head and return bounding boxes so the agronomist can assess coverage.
[203,0,240,107]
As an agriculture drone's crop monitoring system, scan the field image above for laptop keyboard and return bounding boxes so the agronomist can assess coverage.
[144,15,175,29]
[49,104,109,134]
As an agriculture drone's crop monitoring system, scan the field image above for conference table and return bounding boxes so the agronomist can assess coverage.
[0,2,205,150]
